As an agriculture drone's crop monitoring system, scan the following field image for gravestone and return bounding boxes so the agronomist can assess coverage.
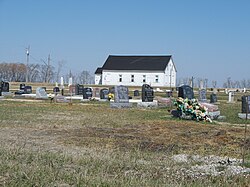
[198,89,207,102]
[0,85,2,96]
[24,86,32,94]
[166,90,173,98]
[241,95,250,113]
[110,85,132,108]
[76,84,84,95]
[69,85,76,95]
[100,88,109,100]
[238,95,250,119]
[134,90,140,97]
[92,88,100,98]
[1,81,9,92]
[36,87,48,99]
[178,85,194,99]
[228,91,235,103]
[83,87,92,99]
[142,84,154,102]
[138,84,157,108]
[210,93,218,103]
[20,83,25,90]
[114,85,129,103]
[53,87,60,95]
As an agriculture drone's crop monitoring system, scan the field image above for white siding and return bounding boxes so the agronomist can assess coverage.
[102,70,166,87]
[95,74,102,85]
[164,58,177,87]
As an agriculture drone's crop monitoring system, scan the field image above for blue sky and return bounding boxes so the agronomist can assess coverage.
[0,0,250,86]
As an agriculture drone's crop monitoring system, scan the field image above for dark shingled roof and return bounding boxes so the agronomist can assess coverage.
[102,55,172,71]
[94,67,103,74]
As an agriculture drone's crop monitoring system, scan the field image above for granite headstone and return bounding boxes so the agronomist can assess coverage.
[142,84,154,102]
[100,88,109,100]
[83,87,92,99]
[36,87,48,99]
[198,88,207,102]
[178,85,194,99]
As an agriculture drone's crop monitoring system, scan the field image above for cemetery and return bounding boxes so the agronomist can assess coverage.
[0,81,249,186]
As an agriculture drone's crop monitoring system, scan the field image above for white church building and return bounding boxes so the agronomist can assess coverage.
[95,55,177,87]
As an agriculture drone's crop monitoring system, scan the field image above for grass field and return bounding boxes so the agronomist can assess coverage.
[0,95,249,186]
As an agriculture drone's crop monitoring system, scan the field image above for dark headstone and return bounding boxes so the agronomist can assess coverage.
[83,88,92,99]
[20,83,25,90]
[1,81,9,92]
[0,86,2,96]
[198,89,207,102]
[53,87,60,94]
[142,84,154,102]
[242,95,250,113]
[24,86,32,94]
[114,85,129,103]
[210,93,218,103]
[76,84,84,95]
[178,85,194,99]
[166,91,173,97]
[100,88,109,99]
[134,90,140,97]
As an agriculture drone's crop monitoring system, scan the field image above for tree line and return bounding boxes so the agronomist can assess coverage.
[0,62,94,84]
[178,77,250,89]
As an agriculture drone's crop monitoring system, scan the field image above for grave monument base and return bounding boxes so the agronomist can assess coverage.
[110,102,132,108]
[137,101,158,108]
[208,111,221,120]
[238,113,250,119]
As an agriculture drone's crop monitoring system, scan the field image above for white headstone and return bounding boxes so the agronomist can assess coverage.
[228,91,235,103]
[36,87,48,99]
[60,77,64,89]
[68,77,73,86]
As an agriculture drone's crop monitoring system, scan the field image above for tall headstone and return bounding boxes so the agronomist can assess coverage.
[198,88,207,102]
[110,85,132,108]
[242,95,250,113]
[1,81,9,92]
[100,88,109,100]
[178,85,194,100]
[76,84,84,95]
[60,77,64,95]
[210,93,218,103]
[36,87,48,99]
[238,95,250,119]
[142,84,154,102]
[83,87,92,99]
[228,91,235,103]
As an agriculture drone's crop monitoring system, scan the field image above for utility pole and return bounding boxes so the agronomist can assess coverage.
[47,54,50,83]
[26,46,30,82]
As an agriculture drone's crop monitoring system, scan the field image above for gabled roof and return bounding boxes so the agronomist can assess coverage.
[102,55,172,71]
[94,67,103,74]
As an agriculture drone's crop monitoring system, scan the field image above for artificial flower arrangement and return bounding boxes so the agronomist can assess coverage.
[174,97,212,122]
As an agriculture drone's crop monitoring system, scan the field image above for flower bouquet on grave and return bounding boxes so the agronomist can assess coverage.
[173,97,212,122]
